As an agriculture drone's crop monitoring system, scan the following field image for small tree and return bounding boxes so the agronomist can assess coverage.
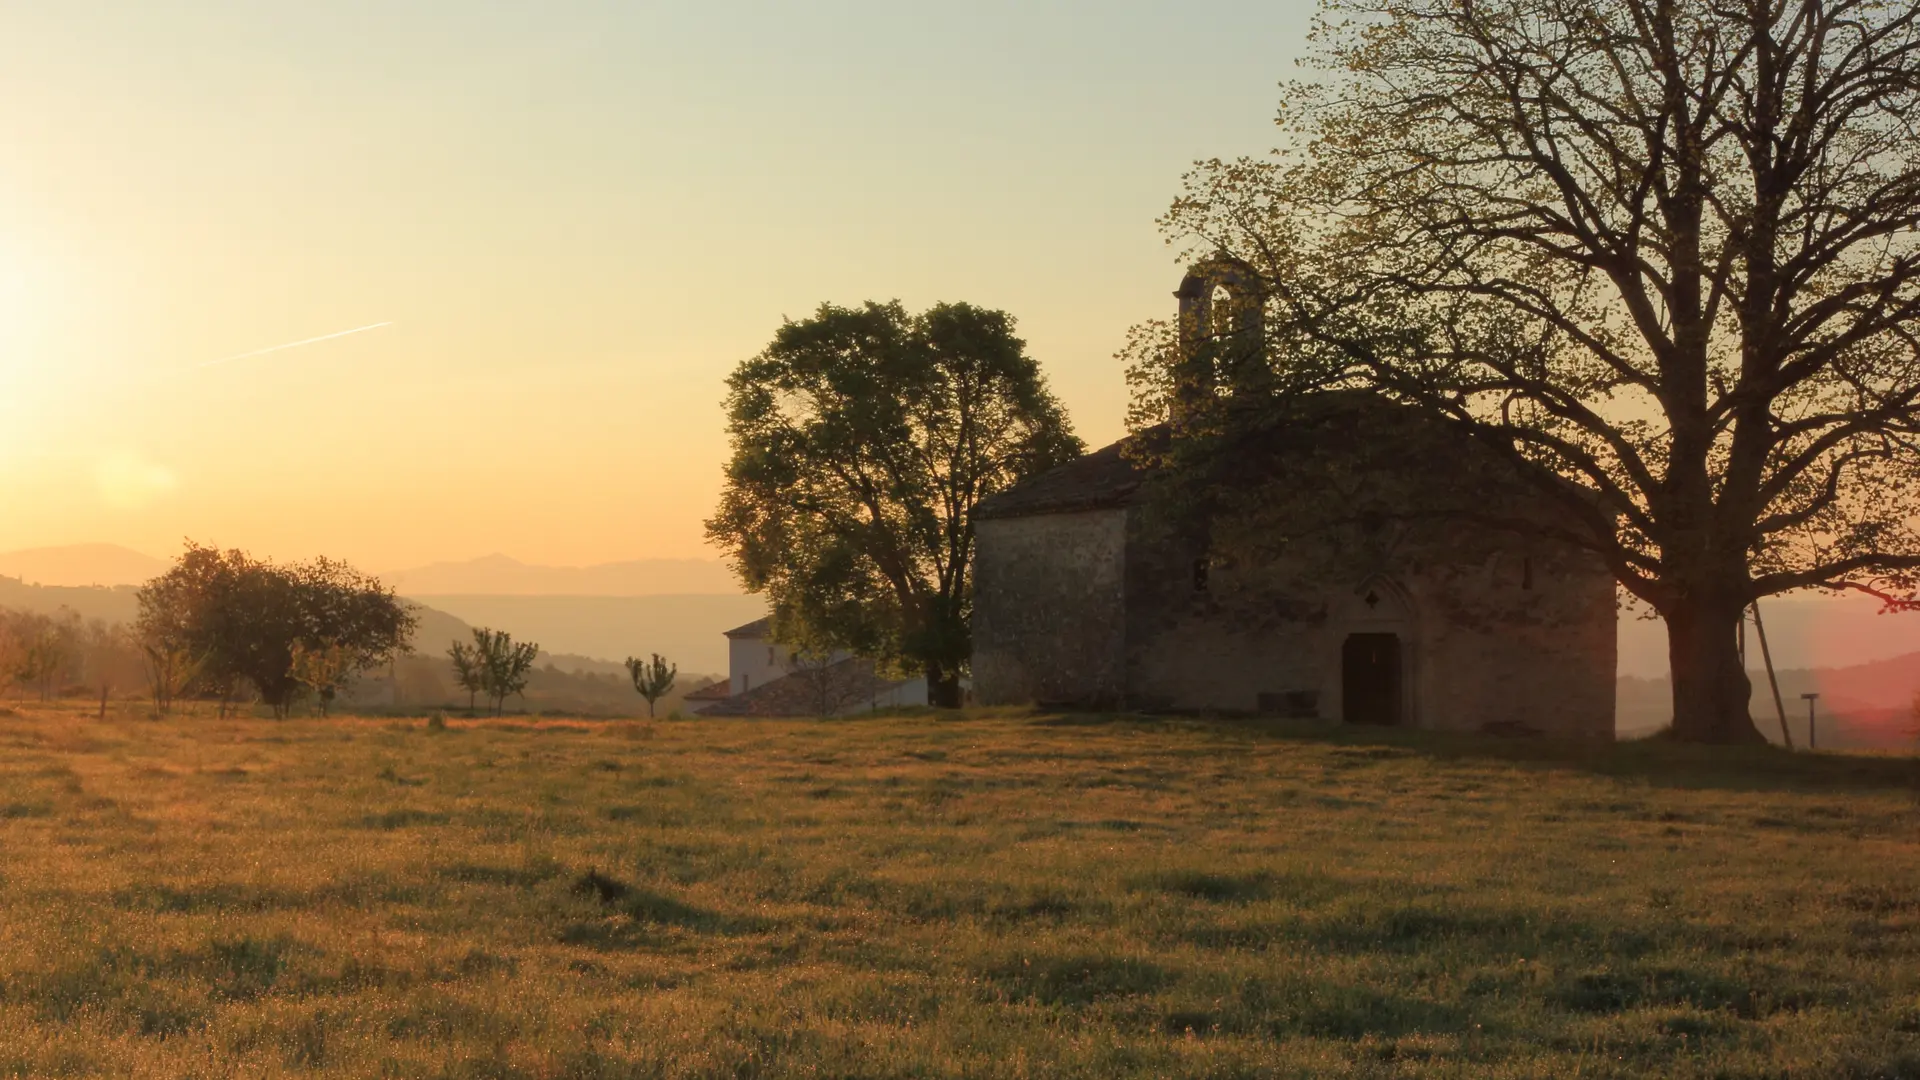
[140,635,204,718]
[474,628,538,716]
[13,613,79,702]
[624,653,677,718]
[0,618,21,701]
[288,640,354,717]
[23,633,56,701]
[448,638,485,713]
[82,620,143,720]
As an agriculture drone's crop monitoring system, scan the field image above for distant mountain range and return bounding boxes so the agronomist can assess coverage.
[1618,649,1920,749]
[381,554,740,596]
[0,543,167,588]
[408,594,765,673]
[0,576,749,676]
[0,544,745,598]
[0,544,757,673]
[0,576,144,625]
[1615,591,1920,677]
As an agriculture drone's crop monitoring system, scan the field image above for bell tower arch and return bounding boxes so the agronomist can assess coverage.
[1172,253,1267,420]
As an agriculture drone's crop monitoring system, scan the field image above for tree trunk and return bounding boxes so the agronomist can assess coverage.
[924,663,963,709]
[1666,597,1766,744]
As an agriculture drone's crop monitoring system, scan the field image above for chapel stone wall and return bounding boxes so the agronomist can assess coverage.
[1116,510,1617,737]
[972,509,1129,707]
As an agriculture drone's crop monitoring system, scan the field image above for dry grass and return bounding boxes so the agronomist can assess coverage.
[2,701,1918,1078]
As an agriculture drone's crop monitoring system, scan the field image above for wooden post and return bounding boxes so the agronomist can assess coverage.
[1802,693,1820,751]
[1751,601,1794,750]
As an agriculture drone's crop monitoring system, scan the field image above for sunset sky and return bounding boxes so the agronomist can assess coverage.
[0,1,1316,570]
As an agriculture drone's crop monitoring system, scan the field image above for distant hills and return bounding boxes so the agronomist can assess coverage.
[0,576,144,625]
[1615,591,1920,676]
[0,543,166,588]
[379,554,755,672]
[0,545,758,674]
[407,594,765,674]
[0,545,745,599]
[381,554,740,597]
[1619,649,1920,749]
[0,575,736,679]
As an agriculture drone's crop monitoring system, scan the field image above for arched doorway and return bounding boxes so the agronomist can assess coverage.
[1337,574,1414,726]
[1342,632,1403,725]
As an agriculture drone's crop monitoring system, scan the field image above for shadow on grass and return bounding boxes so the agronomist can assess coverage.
[360,808,453,830]
[435,861,564,889]
[562,869,767,945]
[1022,710,1920,796]
[21,934,294,1032]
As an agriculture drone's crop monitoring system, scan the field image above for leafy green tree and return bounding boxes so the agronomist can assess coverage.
[1144,0,1920,743]
[708,301,1083,707]
[137,542,417,718]
[624,652,677,718]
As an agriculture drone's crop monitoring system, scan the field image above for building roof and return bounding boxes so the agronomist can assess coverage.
[973,436,1151,521]
[682,679,733,702]
[697,657,906,718]
[973,393,1590,526]
[723,616,772,639]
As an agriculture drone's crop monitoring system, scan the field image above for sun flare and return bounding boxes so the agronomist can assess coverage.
[94,451,179,510]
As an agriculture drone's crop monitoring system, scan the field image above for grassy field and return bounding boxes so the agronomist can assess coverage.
[2,704,1918,1079]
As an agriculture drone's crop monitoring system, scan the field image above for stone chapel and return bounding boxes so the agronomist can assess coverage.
[969,258,1617,737]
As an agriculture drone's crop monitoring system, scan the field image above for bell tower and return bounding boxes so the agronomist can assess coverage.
[1172,253,1266,423]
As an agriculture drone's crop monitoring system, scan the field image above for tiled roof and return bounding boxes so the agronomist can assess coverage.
[972,435,1152,521]
[972,393,1581,523]
[683,679,732,702]
[723,616,772,639]
[697,657,906,718]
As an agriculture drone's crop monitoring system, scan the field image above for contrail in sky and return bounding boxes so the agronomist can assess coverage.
[199,321,394,368]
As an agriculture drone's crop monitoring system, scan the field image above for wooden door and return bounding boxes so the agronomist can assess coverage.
[1341,633,1402,725]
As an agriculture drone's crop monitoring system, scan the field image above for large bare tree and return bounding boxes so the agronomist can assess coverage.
[1151,0,1920,742]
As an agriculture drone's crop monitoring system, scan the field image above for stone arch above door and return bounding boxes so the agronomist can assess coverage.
[1344,573,1416,628]
[1332,573,1419,726]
